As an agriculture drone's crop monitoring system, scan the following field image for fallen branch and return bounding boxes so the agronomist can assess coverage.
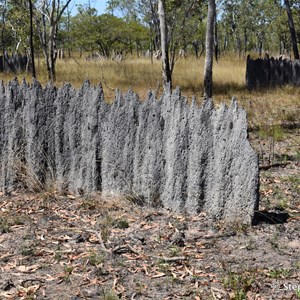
[153,256,187,262]
[112,244,142,256]
[259,162,290,170]
[86,229,109,253]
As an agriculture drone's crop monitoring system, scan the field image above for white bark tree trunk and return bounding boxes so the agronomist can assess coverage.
[158,0,172,88]
[36,0,72,81]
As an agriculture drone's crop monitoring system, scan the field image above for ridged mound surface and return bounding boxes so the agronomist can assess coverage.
[0,79,259,223]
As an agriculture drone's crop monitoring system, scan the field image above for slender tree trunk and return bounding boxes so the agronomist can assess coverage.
[204,0,216,98]
[1,0,7,71]
[149,0,160,51]
[223,34,228,54]
[243,28,248,57]
[192,41,199,59]
[284,0,299,59]
[237,36,241,57]
[29,0,36,77]
[158,0,172,88]
[49,24,59,81]
[137,40,142,58]
[200,41,205,57]
[36,0,71,81]
[48,0,56,81]
[214,8,219,62]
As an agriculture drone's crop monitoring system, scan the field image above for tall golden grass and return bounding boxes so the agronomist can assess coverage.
[1,54,299,126]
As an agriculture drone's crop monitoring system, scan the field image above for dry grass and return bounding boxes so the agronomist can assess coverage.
[1,54,299,126]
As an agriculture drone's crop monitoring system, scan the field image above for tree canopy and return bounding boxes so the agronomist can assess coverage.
[0,0,299,72]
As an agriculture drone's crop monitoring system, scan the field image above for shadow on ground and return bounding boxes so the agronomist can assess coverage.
[252,210,289,225]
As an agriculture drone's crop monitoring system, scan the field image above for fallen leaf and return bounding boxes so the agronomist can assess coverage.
[0,291,16,298]
[143,265,150,276]
[142,224,157,230]
[17,284,40,294]
[16,264,40,273]
[46,274,61,281]
[168,222,174,228]
[151,272,166,278]
[265,189,273,195]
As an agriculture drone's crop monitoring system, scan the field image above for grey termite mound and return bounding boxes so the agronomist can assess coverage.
[0,79,259,224]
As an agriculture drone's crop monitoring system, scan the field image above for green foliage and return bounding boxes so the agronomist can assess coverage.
[258,124,285,142]
[223,270,254,300]
[113,218,129,229]
[103,290,120,300]
[69,8,149,56]
[0,0,299,74]
[106,0,206,56]
[0,217,11,233]
[258,124,286,164]
[80,197,98,210]
[62,265,74,282]
[105,0,300,57]
[88,252,105,266]
[0,215,27,233]
[21,245,36,256]
[219,0,297,54]
[267,268,291,278]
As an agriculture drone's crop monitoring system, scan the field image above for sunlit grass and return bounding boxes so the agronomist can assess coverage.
[1,54,299,127]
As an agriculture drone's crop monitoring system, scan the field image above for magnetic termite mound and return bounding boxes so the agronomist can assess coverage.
[0,79,259,224]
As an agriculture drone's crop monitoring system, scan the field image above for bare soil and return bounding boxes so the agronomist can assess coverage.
[0,128,299,300]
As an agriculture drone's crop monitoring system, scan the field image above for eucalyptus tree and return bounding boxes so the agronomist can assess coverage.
[106,0,205,53]
[0,0,38,74]
[107,0,205,88]
[69,5,99,55]
[29,0,35,77]
[158,0,171,86]
[107,0,161,52]
[219,0,286,55]
[34,0,72,81]
[204,0,215,98]
[284,0,299,59]
[0,0,7,64]
[69,7,148,58]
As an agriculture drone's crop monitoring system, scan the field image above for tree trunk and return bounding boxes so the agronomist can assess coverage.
[204,0,216,99]
[158,0,172,88]
[1,0,7,71]
[214,8,219,62]
[149,0,160,51]
[48,0,57,81]
[29,0,36,78]
[192,41,199,59]
[284,0,299,59]
[35,0,71,81]
[243,28,248,57]
[223,34,228,53]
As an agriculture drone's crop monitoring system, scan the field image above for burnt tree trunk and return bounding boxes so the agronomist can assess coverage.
[29,0,36,77]
[284,0,299,59]
[1,0,7,71]
[214,8,219,62]
[204,0,216,98]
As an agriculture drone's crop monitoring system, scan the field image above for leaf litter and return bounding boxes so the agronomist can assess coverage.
[0,130,299,299]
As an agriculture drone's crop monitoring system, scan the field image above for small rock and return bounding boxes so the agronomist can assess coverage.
[287,240,300,249]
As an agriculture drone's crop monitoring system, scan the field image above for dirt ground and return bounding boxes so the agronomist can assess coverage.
[0,128,299,300]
